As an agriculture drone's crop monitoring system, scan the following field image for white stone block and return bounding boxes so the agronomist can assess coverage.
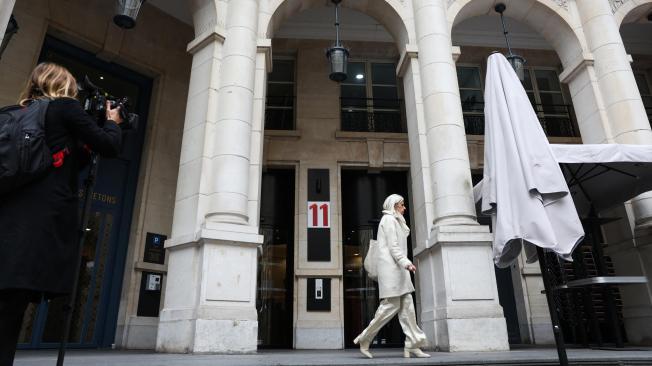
[216,86,255,124]
[209,155,250,196]
[295,327,343,349]
[170,195,200,238]
[204,244,256,302]
[125,316,159,350]
[440,317,509,351]
[193,319,257,353]
[179,122,207,165]
[420,62,458,98]
[221,54,256,90]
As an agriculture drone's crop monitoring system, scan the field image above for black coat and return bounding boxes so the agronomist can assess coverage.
[0,98,121,298]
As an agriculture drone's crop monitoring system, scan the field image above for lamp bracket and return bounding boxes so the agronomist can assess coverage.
[332,0,342,4]
[494,3,506,14]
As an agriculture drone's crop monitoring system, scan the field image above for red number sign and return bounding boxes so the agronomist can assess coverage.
[307,201,330,228]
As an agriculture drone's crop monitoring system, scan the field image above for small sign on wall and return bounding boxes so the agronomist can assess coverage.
[307,201,330,228]
[144,232,167,265]
[307,169,331,261]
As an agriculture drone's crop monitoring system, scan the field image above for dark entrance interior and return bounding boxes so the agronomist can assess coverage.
[341,169,412,348]
[257,168,295,348]
[17,35,151,348]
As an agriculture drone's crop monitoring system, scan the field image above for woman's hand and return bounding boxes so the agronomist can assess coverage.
[106,101,124,124]
[406,263,416,273]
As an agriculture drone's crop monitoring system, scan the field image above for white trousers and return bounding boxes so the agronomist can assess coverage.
[356,293,427,349]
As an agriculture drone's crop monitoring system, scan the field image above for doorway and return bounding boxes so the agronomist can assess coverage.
[341,169,412,348]
[17,35,151,348]
[257,168,295,348]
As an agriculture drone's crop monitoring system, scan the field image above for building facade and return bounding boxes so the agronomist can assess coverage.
[1,0,652,354]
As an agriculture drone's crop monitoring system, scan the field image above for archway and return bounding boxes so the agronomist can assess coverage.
[256,0,421,350]
[449,0,590,347]
[261,0,412,53]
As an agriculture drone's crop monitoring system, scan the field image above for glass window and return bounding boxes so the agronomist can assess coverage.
[457,67,482,89]
[371,63,396,85]
[372,86,399,104]
[265,59,295,130]
[340,61,403,133]
[526,68,576,137]
[457,66,484,135]
[345,62,367,85]
[534,69,561,92]
[268,60,295,83]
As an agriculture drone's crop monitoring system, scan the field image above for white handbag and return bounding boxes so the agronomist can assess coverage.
[363,239,379,281]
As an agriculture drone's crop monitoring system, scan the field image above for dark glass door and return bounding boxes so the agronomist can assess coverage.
[17,35,151,348]
[341,169,412,348]
[257,168,295,348]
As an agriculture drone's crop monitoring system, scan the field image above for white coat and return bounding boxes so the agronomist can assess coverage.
[376,214,414,299]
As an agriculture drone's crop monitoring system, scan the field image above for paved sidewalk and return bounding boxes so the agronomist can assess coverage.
[13,347,652,366]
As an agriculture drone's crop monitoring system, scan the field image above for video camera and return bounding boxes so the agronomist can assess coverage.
[77,76,139,130]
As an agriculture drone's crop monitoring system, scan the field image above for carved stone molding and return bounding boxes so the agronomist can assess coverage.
[610,0,631,13]
[447,0,569,10]
[554,0,569,10]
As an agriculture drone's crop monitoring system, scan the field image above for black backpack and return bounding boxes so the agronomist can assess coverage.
[0,98,53,195]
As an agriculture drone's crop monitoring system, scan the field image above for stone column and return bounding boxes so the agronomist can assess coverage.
[205,0,259,226]
[576,0,652,223]
[575,0,652,345]
[409,0,509,352]
[0,0,16,45]
[157,0,263,354]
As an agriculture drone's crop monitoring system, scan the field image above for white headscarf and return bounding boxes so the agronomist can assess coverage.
[382,194,410,235]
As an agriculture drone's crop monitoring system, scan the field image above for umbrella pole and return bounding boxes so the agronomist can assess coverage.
[537,246,569,366]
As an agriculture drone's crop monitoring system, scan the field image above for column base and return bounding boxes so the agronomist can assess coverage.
[416,225,510,352]
[623,306,652,346]
[157,309,258,353]
[157,224,263,354]
[437,317,510,352]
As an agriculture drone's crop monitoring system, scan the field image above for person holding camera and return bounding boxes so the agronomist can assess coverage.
[0,62,123,366]
[354,194,430,359]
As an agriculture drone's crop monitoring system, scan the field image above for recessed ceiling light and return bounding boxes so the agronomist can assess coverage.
[356,74,364,80]
[99,76,104,80]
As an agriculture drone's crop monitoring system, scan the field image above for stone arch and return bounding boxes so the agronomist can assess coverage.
[188,0,222,37]
[260,0,414,53]
[614,0,652,28]
[448,0,587,68]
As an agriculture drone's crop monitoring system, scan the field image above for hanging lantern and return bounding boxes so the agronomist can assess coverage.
[0,15,19,60]
[495,3,527,81]
[326,0,349,82]
[327,47,349,82]
[114,0,146,29]
[507,54,526,81]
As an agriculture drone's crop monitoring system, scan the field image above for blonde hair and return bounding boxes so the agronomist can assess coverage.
[19,62,78,106]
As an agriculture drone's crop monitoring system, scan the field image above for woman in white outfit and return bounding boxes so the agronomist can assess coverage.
[353,194,430,358]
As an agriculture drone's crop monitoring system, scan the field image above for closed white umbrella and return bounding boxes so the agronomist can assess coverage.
[478,53,584,268]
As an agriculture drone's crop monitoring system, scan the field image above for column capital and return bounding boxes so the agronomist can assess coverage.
[257,38,273,73]
[559,52,594,84]
[187,27,226,54]
[451,46,461,63]
[396,43,418,77]
[415,224,491,257]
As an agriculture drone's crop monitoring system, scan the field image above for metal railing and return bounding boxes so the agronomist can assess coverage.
[462,101,579,137]
[340,97,405,133]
